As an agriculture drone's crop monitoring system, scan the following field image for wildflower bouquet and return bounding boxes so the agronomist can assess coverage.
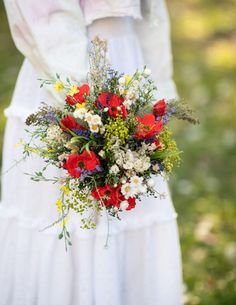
[22,37,198,247]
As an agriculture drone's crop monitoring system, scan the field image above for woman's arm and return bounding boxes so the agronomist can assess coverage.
[4,0,88,82]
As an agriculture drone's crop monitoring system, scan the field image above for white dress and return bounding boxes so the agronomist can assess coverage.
[0,1,182,305]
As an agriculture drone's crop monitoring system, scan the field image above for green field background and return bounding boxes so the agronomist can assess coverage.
[0,1,236,304]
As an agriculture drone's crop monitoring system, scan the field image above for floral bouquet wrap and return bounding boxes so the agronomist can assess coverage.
[21,37,198,248]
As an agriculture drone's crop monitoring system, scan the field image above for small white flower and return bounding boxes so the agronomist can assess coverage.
[99,126,105,134]
[121,178,127,184]
[58,153,69,161]
[132,80,140,87]
[116,158,123,166]
[104,107,109,112]
[152,164,160,172]
[91,114,102,126]
[143,68,151,77]
[123,161,134,170]
[126,150,135,161]
[109,165,120,175]
[74,108,87,119]
[118,86,125,94]
[147,178,155,188]
[98,150,105,158]
[149,143,157,151]
[123,99,133,109]
[121,183,135,199]
[89,124,99,133]
[126,91,139,101]
[130,176,143,188]
[84,112,93,123]
[118,77,126,85]
[120,200,129,211]
[125,170,134,178]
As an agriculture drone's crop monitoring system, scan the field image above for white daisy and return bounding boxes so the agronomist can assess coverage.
[121,183,135,199]
[89,124,99,133]
[84,112,93,124]
[130,176,143,188]
[118,76,126,85]
[74,108,87,119]
[91,114,102,126]
[147,178,155,188]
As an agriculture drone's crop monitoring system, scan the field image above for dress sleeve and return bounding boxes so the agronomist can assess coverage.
[4,0,89,82]
[135,0,178,100]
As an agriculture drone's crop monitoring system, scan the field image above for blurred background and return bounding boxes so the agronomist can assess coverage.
[0,0,235,304]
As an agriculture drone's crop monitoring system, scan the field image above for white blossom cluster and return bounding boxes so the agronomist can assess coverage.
[114,148,151,173]
[107,145,157,200]
[118,75,140,109]
[74,108,104,133]
[44,125,68,147]
[118,68,153,110]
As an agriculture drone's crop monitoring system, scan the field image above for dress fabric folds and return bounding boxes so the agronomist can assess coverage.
[0,1,183,304]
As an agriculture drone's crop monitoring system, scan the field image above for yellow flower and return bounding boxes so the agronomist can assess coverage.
[124,74,132,85]
[53,81,64,92]
[56,199,63,213]
[68,85,79,96]
[60,216,69,228]
[76,102,86,109]
[60,185,71,196]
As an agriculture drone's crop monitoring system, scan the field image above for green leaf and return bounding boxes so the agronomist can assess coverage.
[151,150,181,160]
[58,233,63,240]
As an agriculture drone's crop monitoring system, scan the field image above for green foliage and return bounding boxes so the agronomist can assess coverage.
[167,0,236,303]
[157,127,181,173]
[104,115,129,150]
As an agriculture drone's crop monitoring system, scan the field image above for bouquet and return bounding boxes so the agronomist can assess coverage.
[21,37,198,248]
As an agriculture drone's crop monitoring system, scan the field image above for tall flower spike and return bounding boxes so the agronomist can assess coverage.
[87,36,111,95]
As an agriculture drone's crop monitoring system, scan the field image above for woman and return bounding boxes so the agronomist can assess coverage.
[1,0,183,304]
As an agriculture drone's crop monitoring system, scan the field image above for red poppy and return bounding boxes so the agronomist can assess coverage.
[95,93,127,118]
[95,92,110,108]
[91,185,113,201]
[153,99,166,117]
[135,114,163,139]
[91,184,136,210]
[64,151,100,178]
[106,185,125,208]
[108,95,127,118]
[66,84,90,106]
[60,115,85,131]
[126,197,136,210]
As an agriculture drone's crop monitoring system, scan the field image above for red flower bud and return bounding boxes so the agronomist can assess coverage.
[153,99,166,117]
